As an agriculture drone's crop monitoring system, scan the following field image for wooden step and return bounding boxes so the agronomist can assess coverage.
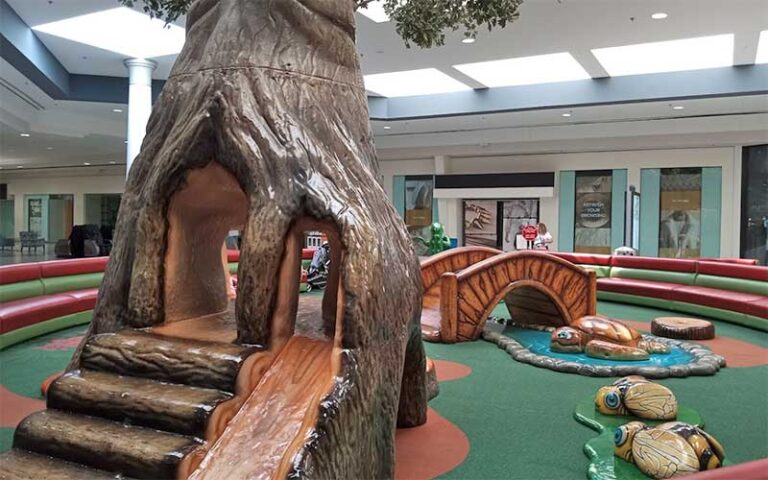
[13,410,202,479]
[80,331,257,392]
[0,450,122,480]
[48,369,233,436]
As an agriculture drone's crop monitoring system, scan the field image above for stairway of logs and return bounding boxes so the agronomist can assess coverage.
[0,330,259,480]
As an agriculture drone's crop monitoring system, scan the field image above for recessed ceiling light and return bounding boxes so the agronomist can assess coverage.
[20,133,30,137]
[83,162,91,166]
[592,34,734,77]
[112,108,123,113]
[46,147,54,150]
[358,1,389,23]
[454,52,591,88]
[561,112,572,117]
[124,140,128,144]
[109,161,117,164]
[756,30,768,64]
[651,12,668,20]
[672,105,685,110]
[364,68,472,97]
[16,166,23,169]
[462,37,476,44]
[32,7,185,58]
[383,126,392,130]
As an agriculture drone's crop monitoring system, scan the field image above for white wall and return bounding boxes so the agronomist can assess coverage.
[381,146,740,256]
[5,173,125,239]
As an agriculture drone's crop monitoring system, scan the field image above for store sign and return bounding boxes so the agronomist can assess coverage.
[522,225,538,241]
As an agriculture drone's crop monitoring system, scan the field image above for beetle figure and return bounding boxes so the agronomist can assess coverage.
[595,376,677,420]
[614,421,725,479]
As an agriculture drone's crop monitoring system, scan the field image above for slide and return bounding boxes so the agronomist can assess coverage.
[190,335,336,479]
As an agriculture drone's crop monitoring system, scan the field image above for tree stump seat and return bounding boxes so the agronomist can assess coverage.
[651,317,715,340]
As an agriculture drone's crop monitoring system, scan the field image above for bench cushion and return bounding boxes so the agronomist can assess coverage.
[0,263,41,285]
[597,278,677,299]
[39,257,109,277]
[696,261,768,282]
[42,273,104,295]
[610,267,696,285]
[669,285,767,319]
[0,280,45,303]
[611,256,697,273]
[0,293,92,334]
[694,274,768,296]
[551,252,612,266]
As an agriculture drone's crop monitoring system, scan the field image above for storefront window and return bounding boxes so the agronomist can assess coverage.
[463,200,498,248]
[502,200,539,251]
[404,176,433,253]
[574,171,612,254]
[659,168,702,258]
[741,145,768,263]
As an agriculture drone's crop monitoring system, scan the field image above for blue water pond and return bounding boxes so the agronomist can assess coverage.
[503,326,695,367]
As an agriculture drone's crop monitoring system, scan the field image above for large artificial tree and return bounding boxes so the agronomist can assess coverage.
[89,0,523,478]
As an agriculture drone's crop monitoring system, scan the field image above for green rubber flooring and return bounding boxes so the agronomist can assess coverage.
[1,301,766,479]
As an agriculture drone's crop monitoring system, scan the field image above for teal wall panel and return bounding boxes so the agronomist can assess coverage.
[701,167,722,257]
[639,169,660,257]
[558,171,576,252]
[393,176,405,218]
[611,169,628,251]
[432,197,439,224]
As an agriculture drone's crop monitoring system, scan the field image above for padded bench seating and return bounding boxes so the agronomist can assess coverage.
[550,252,768,331]
[0,289,98,334]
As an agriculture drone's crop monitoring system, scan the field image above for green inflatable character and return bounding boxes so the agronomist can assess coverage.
[415,222,451,255]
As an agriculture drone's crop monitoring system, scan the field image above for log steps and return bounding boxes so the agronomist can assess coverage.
[0,330,258,479]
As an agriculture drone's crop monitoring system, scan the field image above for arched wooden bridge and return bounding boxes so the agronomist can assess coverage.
[420,248,597,343]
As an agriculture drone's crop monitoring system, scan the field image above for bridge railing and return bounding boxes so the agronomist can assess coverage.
[420,246,501,292]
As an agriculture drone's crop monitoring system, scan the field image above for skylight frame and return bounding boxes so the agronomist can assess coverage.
[357,1,390,23]
[453,52,592,88]
[364,68,472,98]
[32,7,186,59]
[591,34,735,77]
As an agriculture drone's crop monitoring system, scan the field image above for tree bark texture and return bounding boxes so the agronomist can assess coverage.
[69,0,428,478]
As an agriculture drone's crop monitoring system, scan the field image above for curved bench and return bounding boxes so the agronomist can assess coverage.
[550,252,768,332]
[1,247,319,350]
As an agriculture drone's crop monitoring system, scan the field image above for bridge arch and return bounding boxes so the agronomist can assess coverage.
[427,250,596,343]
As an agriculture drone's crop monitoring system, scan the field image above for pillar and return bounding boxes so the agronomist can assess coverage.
[124,58,157,177]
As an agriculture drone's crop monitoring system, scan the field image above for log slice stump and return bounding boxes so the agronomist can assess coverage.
[651,317,715,340]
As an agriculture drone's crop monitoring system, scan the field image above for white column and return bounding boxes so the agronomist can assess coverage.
[124,58,157,177]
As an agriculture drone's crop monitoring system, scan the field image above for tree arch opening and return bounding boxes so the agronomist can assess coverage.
[163,162,248,324]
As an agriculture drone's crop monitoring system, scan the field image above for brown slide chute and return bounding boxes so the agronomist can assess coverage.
[0,1,428,479]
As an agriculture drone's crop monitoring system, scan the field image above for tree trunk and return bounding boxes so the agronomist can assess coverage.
[70,0,428,477]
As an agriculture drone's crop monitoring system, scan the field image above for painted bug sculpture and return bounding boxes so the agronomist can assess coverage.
[614,421,725,479]
[595,376,677,420]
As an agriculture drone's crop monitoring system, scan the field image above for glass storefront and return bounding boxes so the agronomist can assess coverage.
[404,176,434,254]
[741,145,768,263]
[502,200,539,251]
[574,170,613,254]
[658,168,702,259]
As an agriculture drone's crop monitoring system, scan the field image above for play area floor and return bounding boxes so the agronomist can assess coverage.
[1,300,766,479]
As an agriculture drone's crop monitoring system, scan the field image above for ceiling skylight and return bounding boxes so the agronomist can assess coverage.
[358,1,390,23]
[453,53,591,88]
[364,68,471,97]
[33,7,185,59]
[592,34,734,77]
[756,30,768,64]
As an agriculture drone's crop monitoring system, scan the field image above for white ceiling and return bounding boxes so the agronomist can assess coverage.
[1,0,767,170]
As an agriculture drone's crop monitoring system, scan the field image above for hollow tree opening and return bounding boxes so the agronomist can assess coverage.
[164,162,248,324]
[269,217,343,352]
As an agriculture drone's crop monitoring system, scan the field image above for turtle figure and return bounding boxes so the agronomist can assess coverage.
[614,421,725,479]
[551,315,670,361]
[595,376,677,420]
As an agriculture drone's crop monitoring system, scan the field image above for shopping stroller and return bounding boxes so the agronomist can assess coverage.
[306,242,331,292]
